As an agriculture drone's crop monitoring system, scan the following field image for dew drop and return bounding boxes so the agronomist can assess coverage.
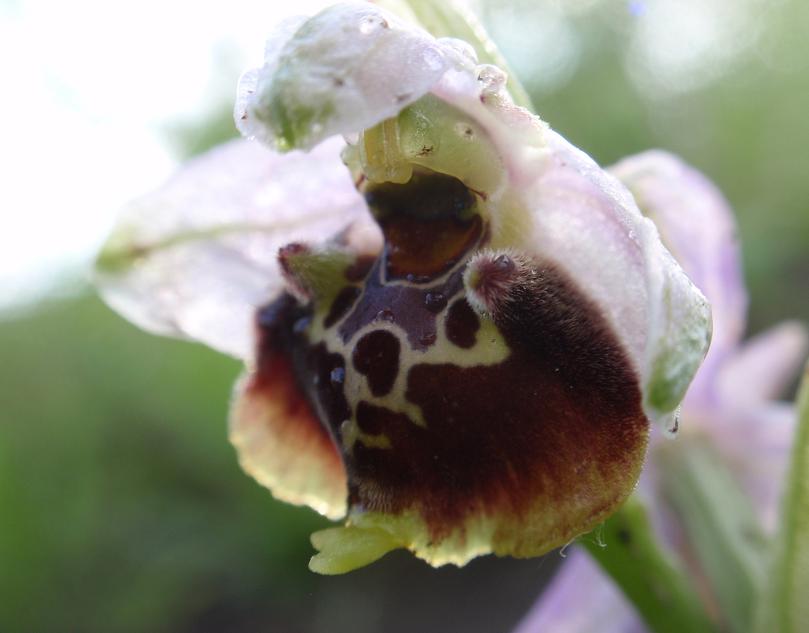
[330,367,346,385]
[667,407,681,436]
[594,524,607,548]
[375,308,395,322]
[419,331,437,346]
[476,64,507,96]
[293,315,312,334]
[359,14,387,35]
[424,292,447,313]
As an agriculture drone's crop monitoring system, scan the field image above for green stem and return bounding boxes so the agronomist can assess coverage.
[658,437,767,633]
[582,496,719,633]
[755,363,809,633]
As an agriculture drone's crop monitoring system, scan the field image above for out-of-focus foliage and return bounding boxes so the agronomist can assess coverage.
[1,0,807,631]
[0,297,323,632]
[0,297,551,632]
[481,0,809,336]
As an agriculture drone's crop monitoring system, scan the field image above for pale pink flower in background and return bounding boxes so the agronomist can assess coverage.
[515,152,808,633]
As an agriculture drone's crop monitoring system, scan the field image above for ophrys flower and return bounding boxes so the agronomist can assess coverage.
[96,2,711,574]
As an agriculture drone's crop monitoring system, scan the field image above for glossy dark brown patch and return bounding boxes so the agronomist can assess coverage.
[364,171,475,220]
[324,286,361,328]
[352,330,401,397]
[380,214,482,281]
[445,298,480,349]
[364,172,481,282]
[345,262,647,539]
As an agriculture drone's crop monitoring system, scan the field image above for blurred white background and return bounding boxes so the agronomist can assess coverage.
[0,0,801,314]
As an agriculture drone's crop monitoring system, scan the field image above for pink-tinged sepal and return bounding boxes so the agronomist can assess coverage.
[236,3,453,152]
[95,136,375,360]
[609,150,745,407]
[717,321,808,408]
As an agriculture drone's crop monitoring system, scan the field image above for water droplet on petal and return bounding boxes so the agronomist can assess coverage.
[424,292,447,313]
[477,64,507,96]
[375,308,395,322]
[359,14,388,35]
[330,367,346,385]
[419,331,437,346]
[293,316,312,334]
[667,407,681,436]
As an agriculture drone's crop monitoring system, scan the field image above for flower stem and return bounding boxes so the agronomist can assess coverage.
[582,496,719,633]
[658,437,767,633]
[755,363,809,633]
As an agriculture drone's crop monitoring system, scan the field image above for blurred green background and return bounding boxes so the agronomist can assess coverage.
[1,1,807,632]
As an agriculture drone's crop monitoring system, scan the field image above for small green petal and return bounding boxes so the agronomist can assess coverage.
[309,526,402,575]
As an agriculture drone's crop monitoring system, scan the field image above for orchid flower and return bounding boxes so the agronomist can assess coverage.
[95,2,712,575]
[514,153,809,633]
